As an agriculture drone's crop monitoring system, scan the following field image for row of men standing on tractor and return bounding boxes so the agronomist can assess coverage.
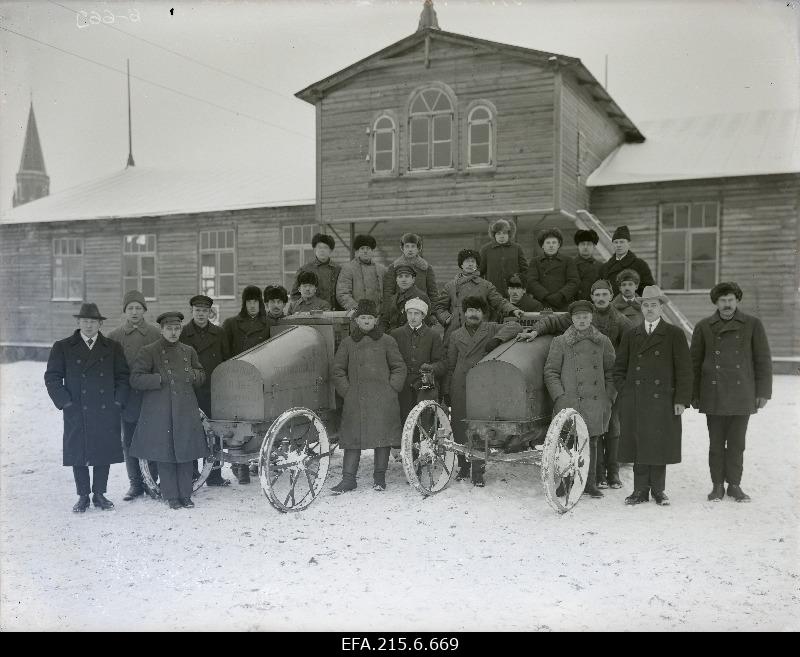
[44,220,772,512]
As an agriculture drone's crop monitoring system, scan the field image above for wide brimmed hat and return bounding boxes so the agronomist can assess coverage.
[74,303,106,321]
[157,311,184,326]
[404,297,429,316]
[640,285,668,303]
[568,300,594,315]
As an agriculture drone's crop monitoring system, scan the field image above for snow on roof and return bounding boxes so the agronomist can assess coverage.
[0,165,315,225]
[586,108,800,187]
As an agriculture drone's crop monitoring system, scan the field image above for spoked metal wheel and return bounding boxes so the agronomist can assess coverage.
[401,400,457,496]
[258,407,330,513]
[541,408,590,513]
[139,409,215,497]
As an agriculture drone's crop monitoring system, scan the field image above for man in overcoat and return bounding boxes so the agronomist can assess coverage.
[336,234,387,311]
[107,289,162,500]
[222,285,270,357]
[45,302,130,512]
[526,227,579,311]
[478,218,528,298]
[444,295,523,487]
[130,312,208,509]
[611,268,644,327]
[331,299,407,493]
[286,271,332,314]
[599,225,655,297]
[382,233,438,306]
[614,286,692,506]
[290,233,341,310]
[690,282,772,502]
[180,294,230,487]
[379,264,433,332]
[573,229,602,302]
[504,274,543,314]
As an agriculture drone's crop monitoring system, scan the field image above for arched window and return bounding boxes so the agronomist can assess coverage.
[468,105,494,167]
[408,88,454,171]
[372,115,396,174]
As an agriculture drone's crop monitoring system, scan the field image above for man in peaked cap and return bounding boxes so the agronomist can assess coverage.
[599,225,655,297]
[504,273,543,314]
[45,303,130,513]
[573,229,602,302]
[379,263,434,332]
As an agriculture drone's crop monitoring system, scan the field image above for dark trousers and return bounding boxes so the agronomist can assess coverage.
[707,415,749,486]
[158,461,193,500]
[341,447,391,483]
[73,465,110,496]
[122,420,158,487]
[595,434,620,479]
[633,463,666,495]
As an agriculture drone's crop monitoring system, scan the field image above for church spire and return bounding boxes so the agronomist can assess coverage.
[417,0,440,31]
[13,101,50,207]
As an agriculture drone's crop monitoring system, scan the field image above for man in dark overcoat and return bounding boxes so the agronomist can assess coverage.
[107,289,162,500]
[690,282,772,502]
[379,264,433,332]
[222,285,269,357]
[526,227,579,311]
[504,274,543,316]
[290,233,341,310]
[180,294,230,487]
[614,286,692,506]
[382,232,438,306]
[611,268,644,327]
[599,225,655,297]
[572,229,603,301]
[478,218,528,298]
[130,312,208,509]
[45,303,130,512]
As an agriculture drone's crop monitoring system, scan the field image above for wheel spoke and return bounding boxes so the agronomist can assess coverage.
[433,453,451,477]
[426,463,435,489]
[416,419,432,442]
[283,471,296,507]
[305,469,317,499]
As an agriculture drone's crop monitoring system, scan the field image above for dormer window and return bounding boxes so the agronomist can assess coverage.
[467,105,494,167]
[372,114,396,174]
[408,88,455,171]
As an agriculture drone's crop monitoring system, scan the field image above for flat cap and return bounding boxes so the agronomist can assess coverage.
[157,311,184,326]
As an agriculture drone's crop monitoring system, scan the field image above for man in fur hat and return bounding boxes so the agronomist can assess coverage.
[290,233,341,310]
[599,225,654,297]
[479,218,528,298]
[382,233,438,306]
[287,271,332,314]
[45,303,130,512]
[222,285,269,357]
[264,285,289,322]
[337,234,387,311]
[107,290,162,501]
[526,227,579,311]
[690,282,772,503]
[379,263,433,332]
[573,229,602,301]
[611,268,644,327]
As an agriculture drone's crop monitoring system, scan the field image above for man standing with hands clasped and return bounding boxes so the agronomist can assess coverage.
[690,282,772,503]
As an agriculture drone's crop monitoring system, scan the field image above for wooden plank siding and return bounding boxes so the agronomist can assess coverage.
[589,174,800,357]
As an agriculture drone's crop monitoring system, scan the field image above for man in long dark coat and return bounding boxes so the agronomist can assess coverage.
[614,286,692,506]
[222,285,269,357]
[290,233,341,310]
[599,225,655,297]
[45,303,129,512]
[573,229,603,302]
[478,218,528,298]
[690,282,772,503]
[526,227,579,311]
[180,294,230,487]
[130,311,208,509]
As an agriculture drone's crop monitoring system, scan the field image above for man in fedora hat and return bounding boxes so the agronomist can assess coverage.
[45,303,130,512]
[108,290,162,500]
[690,282,772,503]
[573,229,602,302]
[614,286,692,506]
[599,225,655,297]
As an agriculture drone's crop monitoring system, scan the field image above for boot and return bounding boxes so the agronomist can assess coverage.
[72,495,90,513]
[596,434,608,487]
[91,493,115,510]
[205,466,230,487]
[471,461,486,487]
[707,483,725,501]
[373,447,390,491]
[331,449,360,494]
[605,435,623,488]
[235,463,250,485]
[123,485,144,501]
[583,437,604,498]
[455,454,471,481]
[727,484,751,503]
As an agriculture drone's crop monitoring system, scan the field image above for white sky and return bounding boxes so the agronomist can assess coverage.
[1,0,798,212]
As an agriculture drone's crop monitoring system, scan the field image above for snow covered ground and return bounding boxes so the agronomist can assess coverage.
[1,360,798,631]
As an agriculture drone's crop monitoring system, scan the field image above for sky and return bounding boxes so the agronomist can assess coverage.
[1,0,798,212]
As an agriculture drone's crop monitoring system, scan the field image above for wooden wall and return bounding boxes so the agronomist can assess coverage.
[589,174,800,357]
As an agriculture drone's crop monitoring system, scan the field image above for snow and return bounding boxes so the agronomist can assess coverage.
[1,361,798,631]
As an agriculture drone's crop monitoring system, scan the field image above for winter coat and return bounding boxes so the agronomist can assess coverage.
[434,272,517,344]
[612,293,644,327]
[179,320,229,416]
[291,258,341,310]
[479,241,529,297]
[573,255,603,302]
[222,311,271,356]
[614,320,692,465]
[129,339,208,463]
[533,305,632,350]
[286,295,331,315]
[44,330,129,467]
[445,321,523,443]
[526,253,579,310]
[508,293,544,314]
[599,251,655,297]
[382,255,438,305]
[543,325,616,437]
[390,323,446,419]
[378,285,434,332]
[332,330,407,450]
[107,320,162,422]
[336,258,387,310]
[690,309,772,416]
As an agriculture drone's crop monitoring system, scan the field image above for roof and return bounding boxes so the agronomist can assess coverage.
[587,108,800,187]
[0,165,315,225]
[295,27,644,143]
[19,102,47,174]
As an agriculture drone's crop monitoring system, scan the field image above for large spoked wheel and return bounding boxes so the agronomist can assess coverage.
[259,407,330,513]
[541,408,590,513]
[401,400,457,496]
[139,410,215,497]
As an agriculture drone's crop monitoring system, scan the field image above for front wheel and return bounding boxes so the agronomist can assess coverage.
[541,408,590,513]
[401,400,457,496]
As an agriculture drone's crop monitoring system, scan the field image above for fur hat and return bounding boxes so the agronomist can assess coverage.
[354,298,378,318]
[574,229,599,246]
[612,225,631,241]
[263,285,289,303]
[506,273,526,289]
[74,302,106,321]
[461,295,488,314]
[395,264,416,278]
[590,279,613,293]
[311,233,335,250]
[458,249,481,268]
[400,232,422,248]
[123,289,147,312]
[568,300,594,315]
[353,234,377,251]
[710,281,743,304]
[404,297,429,316]
[488,218,516,240]
[537,227,563,247]
[616,268,640,285]
[241,285,263,303]
[297,271,319,287]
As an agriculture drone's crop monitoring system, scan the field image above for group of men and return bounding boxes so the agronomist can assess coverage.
[43,224,772,511]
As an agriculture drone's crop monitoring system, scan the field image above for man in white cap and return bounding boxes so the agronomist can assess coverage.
[613,286,692,506]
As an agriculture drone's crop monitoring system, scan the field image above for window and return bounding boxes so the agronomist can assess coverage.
[282,224,319,289]
[468,105,494,167]
[199,229,235,298]
[659,202,719,291]
[123,234,157,300]
[372,115,396,174]
[52,237,84,300]
[409,88,454,171]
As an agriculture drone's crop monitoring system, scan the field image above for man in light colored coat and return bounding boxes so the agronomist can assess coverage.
[336,234,387,311]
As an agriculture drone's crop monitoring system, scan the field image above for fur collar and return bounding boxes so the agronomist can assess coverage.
[351,325,384,343]
[564,324,603,346]
[393,254,429,272]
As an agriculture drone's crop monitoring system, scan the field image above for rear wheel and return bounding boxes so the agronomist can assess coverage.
[541,408,590,513]
[401,400,457,496]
